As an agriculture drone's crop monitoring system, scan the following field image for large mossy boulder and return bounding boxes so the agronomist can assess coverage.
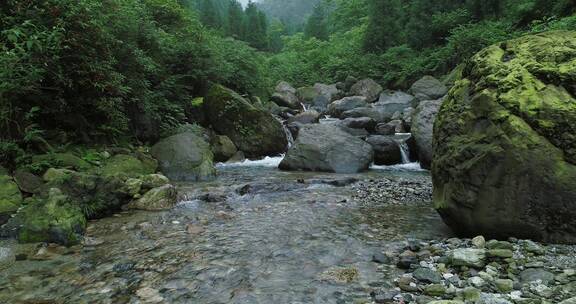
[100,154,157,179]
[11,188,86,246]
[204,85,288,158]
[126,184,177,211]
[43,168,130,219]
[432,31,576,244]
[0,175,23,225]
[279,124,374,173]
[151,131,216,181]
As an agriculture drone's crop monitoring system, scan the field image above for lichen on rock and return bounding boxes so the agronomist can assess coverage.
[432,31,576,244]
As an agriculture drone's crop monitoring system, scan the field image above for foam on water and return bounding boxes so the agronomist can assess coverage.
[216,156,284,168]
[370,162,425,172]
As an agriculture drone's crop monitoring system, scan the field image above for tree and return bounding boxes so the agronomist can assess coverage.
[244,2,268,49]
[226,0,244,38]
[304,3,329,40]
[200,0,222,29]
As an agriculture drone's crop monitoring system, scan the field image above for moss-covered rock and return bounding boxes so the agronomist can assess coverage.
[211,135,237,162]
[432,31,576,244]
[43,168,130,219]
[204,85,288,158]
[151,131,216,181]
[13,188,86,246]
[125,184,177,211]
[0,175,23,225]
[140,174,169,190]
[100,154,157,179]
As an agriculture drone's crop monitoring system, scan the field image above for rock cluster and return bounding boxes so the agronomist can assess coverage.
[353,176,432,205]
[274,76,449,172]
[372,236,576,303]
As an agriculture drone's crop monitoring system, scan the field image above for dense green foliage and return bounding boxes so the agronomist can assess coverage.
[267,0,576,88]
[0,0,270,163]
[2,0,576,170]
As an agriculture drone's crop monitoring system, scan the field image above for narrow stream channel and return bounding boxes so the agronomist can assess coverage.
[0,159,451,304]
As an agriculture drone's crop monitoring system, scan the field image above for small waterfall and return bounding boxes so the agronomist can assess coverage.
[301,102,308,112]
[282,123,295,148]
[398,140,410,164]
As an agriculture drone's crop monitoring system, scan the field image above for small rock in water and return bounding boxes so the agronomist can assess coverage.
[136,287,164,303]
[413,267,442,284]
[186,224,205,235]
[372,252,391,264]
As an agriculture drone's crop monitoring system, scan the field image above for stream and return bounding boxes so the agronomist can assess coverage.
[0,158,451,304]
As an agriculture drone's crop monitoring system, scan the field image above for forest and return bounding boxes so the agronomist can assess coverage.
[2,1,576,302]
[1,0,575,168]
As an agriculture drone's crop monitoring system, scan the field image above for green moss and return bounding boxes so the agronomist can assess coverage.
[0,175,22,216]
[32,153,92,172]
[16,188,86,246]
[204,85,288,158]
[99,154,156,179]
[432,31,576,243]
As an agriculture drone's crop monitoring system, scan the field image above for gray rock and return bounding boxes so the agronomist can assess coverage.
[276,81,296,94]
[410,75,448,100]
[519,268,555,285]
[374,123,396,136]
[350,79,383,102]
[126,184,177,211]
[287,110,321,125]
[279,124,374,173]
[151,132,216,181]
[559,297,576,304]
[366,135,402,166]
[413,268,442,284]
[328,96,367,117]
[211,135,237,162]
[341,117,377,131]
[271,92,301,110]
[13,170,44,194]
[411,98,443,169]
[450,248,486,268]
[314,83,339,102]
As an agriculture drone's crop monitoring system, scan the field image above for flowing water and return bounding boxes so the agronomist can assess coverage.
[0,159,450,304]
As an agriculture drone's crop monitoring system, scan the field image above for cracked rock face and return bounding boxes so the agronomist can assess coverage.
[432,31,576,244]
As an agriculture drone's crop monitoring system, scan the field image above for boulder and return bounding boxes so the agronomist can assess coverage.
[344,76,358,92]
[0,175,22,225]
[151,132,216,182]
[409,75,448,101]
[126,184,177,211]
[314,83,339,102]
[204,85,288,158]
[433,31,576,244]
[296,86,319,104]
[211,135,237,162]
[341,107,389,123]
[374,123,396,136]
[411,98,443,169]
[100,154,157,179]
[350,79,383,102]
[42,168,131,218]
[365,136,402,165]
[11,188,86,246]
[140,174,170,190]
[378,91,417,107]
[328,96,368,117]
[275,81,296,94]
[271,92,301,110]
[287,110,321,125]
[279,124,374,173]
[13,170,43,194]
[341,117,377,131]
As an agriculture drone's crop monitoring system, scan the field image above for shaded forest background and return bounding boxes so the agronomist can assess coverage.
[1,0,575,168]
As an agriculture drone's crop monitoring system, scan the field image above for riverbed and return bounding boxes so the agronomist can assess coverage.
[0,159,451,304]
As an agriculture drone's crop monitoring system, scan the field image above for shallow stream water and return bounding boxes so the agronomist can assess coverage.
[0,158,451,304]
